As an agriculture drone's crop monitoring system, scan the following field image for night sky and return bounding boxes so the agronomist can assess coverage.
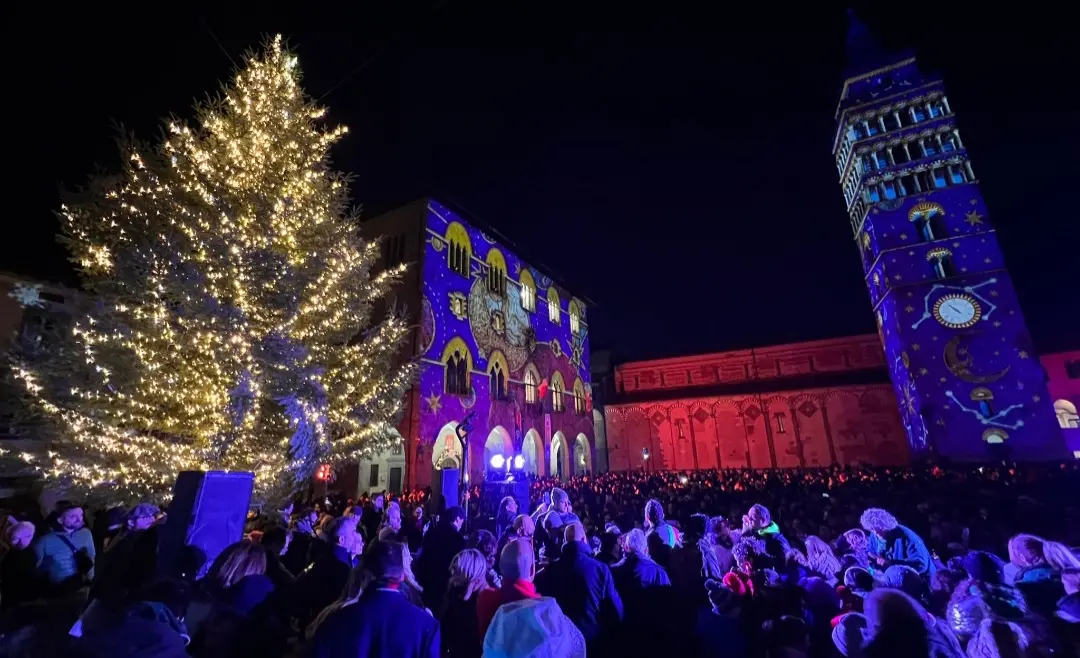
[7,5,1078,362]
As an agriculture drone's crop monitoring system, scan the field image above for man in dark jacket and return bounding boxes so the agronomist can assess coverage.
[292,516,361,632]
[415,506,466,611]
[860,508,935,578]
[311,540,439,658]
[536,522,624,652]
[741,504,792,570]
[613,528,671,645]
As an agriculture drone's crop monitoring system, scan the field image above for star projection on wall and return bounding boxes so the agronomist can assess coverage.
[944,390,1025,430]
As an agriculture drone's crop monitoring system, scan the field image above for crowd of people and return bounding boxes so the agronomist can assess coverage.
[0,462,1076,657]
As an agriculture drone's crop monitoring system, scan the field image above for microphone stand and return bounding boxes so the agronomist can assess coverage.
[455,413,475,531]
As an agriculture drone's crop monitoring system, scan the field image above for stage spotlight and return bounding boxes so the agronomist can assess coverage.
[490,454,506,469]
[679,476,689,485]
[513,454,525,470]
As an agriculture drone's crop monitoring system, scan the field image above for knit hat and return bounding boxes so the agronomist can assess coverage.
[880,565,923,599]
[843,567,874,596]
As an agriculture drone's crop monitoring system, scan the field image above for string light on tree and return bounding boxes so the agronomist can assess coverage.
[6,36,415,503]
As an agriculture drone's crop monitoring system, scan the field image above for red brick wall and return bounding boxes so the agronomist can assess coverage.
[605,384,909,471]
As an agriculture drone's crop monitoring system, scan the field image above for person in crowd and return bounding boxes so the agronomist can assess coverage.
[541,488,580,540]
[482,589,585,658]
[740,503,791,570]
[190,540,281,657]
[612,528,671,652]
[496,513,534,564]
[91,503,161,605]
[76,579,193,658]
[1007,533,1080,616]
[761,614,810,658]
[832,612,870,658]
[282,506,318,575]
[794,535,842,585]
[416,506,466,611]
[535,522,624,652]
[707,515,736,575]
[1,521,38,613]
[259,525,296,587]
[644,498,678,567]
[438,549,490,658]
[311,540,440,658]
[378,501,403,542]
[293,515,362,633]
[398,541,426,610]
[467,529,502,589]
[477,538,542,638]
[406,505,426,553]
[495,496,518,540]
[861,507,935,578]
[32,500,95,596]
[862,588,964,658]
[839,528,872,572]
[698,579,749,658]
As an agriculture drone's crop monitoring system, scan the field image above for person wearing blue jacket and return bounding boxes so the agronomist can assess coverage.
[860,507,935,578]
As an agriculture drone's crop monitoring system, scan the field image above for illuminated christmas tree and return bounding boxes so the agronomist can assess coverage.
[8,36,415,502]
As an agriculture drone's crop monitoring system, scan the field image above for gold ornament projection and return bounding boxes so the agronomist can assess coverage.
[4,36,415,503]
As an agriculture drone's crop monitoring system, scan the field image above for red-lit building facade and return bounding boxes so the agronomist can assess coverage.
[603,335,911,472]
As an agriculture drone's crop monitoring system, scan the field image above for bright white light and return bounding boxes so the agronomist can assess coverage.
[513,454,525,469]
[679,476,689,485]
[490,454,505,469]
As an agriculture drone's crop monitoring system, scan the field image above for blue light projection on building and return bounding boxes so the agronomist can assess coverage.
[833,13,1064,460]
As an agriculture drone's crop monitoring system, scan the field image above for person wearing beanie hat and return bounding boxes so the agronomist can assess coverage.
[843,566,874,597]
[880,564,925,601]
[831,613,870,657]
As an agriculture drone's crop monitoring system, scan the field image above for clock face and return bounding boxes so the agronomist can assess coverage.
[933,294,982,329]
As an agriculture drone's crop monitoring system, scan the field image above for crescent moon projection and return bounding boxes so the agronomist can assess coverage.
[943,335,1010,384]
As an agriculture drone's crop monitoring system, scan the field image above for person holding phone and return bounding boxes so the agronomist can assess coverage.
[860,508,934,578]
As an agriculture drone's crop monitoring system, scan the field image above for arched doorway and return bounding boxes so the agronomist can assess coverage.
[522,429,544,476]
[550,431,569,479]
[432,422,463,470]
[484,425,514,470]
[573,433,592,475]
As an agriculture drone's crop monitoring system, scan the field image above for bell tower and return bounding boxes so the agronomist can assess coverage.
[833,12,1063,460]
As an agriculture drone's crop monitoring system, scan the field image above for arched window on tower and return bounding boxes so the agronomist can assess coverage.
[445,222,472,278]
[1055,400,1079,429]
[909,203,946,243]
[927,248,955,280]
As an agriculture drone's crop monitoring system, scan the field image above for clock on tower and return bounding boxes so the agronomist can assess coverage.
[833,12,1064,461]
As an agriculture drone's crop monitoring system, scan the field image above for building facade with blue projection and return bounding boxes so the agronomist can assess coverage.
[834,15,1064,460]
[354,199,595,494]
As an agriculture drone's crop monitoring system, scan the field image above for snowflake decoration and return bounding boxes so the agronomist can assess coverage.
[9,283,43,308]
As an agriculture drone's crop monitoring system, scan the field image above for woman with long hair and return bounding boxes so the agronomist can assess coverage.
[1007,533,1080,617]
[438,549,492,657]
[191,541,280,657]
[798,536,842,585]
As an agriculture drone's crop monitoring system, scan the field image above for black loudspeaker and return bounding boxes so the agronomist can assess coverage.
[428,467,460,516]
[157,471,254,580]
